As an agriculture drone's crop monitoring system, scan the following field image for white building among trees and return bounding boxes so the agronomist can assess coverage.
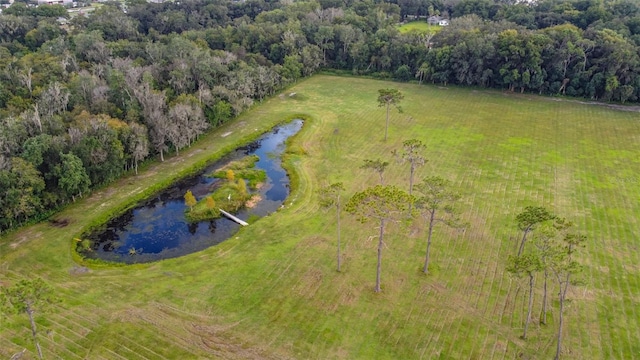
[37,0,72,5]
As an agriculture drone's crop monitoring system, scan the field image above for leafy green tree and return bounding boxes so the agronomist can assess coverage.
[207,100,232,127]
[314,25,334,64]
[413,176,463,274]
[377,88,404,141]
[360,159,389,185]
[184,190,196,211]
[21,134,53,168]
[415,62,431,85]
[395,64,412,81]
[516,206,554,256]
[71,120,125,186]
[1,278,59,360]
[86,5,139,41]
[33,4,67,18]
[300,45,323,76]
[279,55,303,83]
[319,182,345,272]
[54,152,91,202]
[345,185,411,292]
[0,158,45,229]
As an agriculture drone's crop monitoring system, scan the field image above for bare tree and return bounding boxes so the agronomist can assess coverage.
[37,82,70,122]
[21,106,42,135]
[143,90,169,161]
[19,67,33,97]
[167,99,209,155]
[360,159,389,185]
[129,76,169,162]
[128,122,149,174]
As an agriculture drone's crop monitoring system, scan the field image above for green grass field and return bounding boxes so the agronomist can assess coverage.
[397,21,441,34]
[1,75,640,359]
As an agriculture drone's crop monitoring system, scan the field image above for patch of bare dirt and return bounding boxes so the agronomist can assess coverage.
[409,222,423,238]
[569,286,596,301]
[69,266,90,275]
[295,235,327,250]
[294,269,324,298]
[49,218,70,228]
[10,230,42,249]
[114,303,294,359]
[187,149,204,157]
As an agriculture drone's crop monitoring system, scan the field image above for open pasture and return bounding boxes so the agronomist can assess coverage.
[397,21,440,34]
[1,75,639,359]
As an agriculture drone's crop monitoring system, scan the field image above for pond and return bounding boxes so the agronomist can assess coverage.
[80,120,303,263]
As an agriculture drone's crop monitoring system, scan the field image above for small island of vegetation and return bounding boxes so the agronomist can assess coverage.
[184,155,266,223]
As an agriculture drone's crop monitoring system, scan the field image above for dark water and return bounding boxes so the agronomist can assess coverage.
[82,120,303,263]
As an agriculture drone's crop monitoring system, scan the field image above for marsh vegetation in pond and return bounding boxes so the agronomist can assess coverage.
[80,120,303,263]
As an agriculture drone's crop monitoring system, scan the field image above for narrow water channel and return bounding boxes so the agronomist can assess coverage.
[81,120,303,263]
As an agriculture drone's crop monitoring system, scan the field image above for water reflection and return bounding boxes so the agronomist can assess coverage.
[82,120,303,263]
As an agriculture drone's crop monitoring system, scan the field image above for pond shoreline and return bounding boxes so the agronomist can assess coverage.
[75,119,306,265]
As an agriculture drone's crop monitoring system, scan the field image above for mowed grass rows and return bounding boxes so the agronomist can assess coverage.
[1,75,639,359]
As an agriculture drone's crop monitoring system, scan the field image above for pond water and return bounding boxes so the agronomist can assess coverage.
[81,120,303,263]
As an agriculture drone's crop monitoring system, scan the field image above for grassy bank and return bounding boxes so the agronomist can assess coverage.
[1,75,640,359]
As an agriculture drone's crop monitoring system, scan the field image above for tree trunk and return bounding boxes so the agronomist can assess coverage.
[375,218,385,292]
[336,197,341,272]
[160,149,165,162]
[408,162,415,212]
[517,227,530,256]
[541,269,548,325]
[423,210,436,274]
[523,273,535,340]
[26,305,43,360]
[134,160,139,175]
[384,103,390,141]
[555,274,570,360]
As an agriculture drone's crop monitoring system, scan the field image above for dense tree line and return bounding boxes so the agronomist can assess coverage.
[1,0,639,231]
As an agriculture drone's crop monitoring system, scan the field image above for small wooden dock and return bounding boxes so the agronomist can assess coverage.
[219,209,249,226]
